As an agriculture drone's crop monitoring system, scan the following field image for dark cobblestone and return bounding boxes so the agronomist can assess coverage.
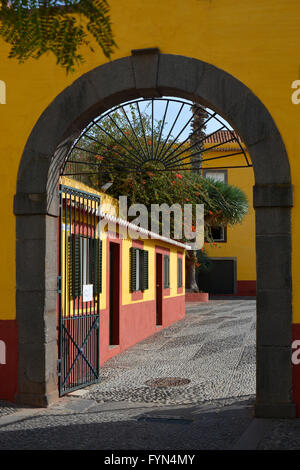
[0,401,18,418]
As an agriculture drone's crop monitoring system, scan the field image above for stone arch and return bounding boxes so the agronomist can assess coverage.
[14,50,295,417]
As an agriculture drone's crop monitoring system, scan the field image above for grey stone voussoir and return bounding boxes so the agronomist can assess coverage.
[13,52,294,417]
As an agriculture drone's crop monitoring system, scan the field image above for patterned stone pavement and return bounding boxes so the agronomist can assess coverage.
[0,299,260,450]
[0,400,18,418]
[2,299,300,450]
[86,299,256,406]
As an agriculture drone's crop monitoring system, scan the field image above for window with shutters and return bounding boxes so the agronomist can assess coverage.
[69,234,102,297]
[164,254,170,288]
[130,247,149,292]
[178,257,183,288]
[203,169,227,243]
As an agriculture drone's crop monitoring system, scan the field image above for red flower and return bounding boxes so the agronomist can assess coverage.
[96,155,104,161]
[176,173,182,179]
[209,210,213,215]
[213,242,217,246]
[172,181,177,185]
[148,140,152,145]
[186,198,190,202]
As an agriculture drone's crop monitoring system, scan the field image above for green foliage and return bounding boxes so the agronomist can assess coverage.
[196,248,213,273]
[0,0,116,73]
[106,170,249,237]
[68,103,249,243]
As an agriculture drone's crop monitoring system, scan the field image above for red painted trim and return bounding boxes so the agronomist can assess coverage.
[132,291,143,301]
[212,281,257,297]
[107,236,122,346]
[155,245,171,295]
[131,239,144,301]
[132,240,144,249]
[155,251,163,325]
[155,245,170,255]
[0,320,18,402]
[237,281,256,296]
[185,292,209,302]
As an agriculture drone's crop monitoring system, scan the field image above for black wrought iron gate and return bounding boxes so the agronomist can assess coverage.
[58,185,101,396]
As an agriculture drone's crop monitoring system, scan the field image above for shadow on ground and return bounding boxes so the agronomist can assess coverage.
[0,396,255,450]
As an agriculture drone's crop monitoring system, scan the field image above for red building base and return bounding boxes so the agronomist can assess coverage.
[0,320,18,402]
[185,292,209,302]
[100,295,186,365]
[237,281,256,296]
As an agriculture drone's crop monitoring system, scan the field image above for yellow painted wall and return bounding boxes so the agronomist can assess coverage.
[121,238,185,305]
[60,177,185,310]
[0,0,300,320]
[202,144,256,281]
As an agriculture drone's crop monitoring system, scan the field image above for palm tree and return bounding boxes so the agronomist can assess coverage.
[189,104,209,172]
[186,103,209,291]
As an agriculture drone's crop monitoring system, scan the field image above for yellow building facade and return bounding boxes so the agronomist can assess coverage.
[0,0,299,418]
[201,132,256,295]
[58,177,186,395]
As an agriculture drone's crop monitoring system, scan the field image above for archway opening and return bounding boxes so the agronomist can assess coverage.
[14,52,294,418]
[58,94,256,402]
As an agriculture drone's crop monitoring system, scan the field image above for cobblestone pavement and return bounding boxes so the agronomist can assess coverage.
[0,400,18,418]
[0,299,300,450]
[86,299,256,406]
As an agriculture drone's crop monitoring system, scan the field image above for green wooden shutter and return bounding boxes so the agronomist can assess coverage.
[94,239,102,294]
[88,238,102,295]
[178,258,182,288]
[68,235,73,297]
[142,250,149,291]
[89,238,95,287]
[73,234,81,297]
[164,254,170,288]
[130,247,137,292]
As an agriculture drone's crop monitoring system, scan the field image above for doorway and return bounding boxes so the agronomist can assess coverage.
[109,242,120,346]
[14,52,294,417]
[156,253,163,326]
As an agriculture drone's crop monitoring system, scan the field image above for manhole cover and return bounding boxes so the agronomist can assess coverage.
[145,377,191,387]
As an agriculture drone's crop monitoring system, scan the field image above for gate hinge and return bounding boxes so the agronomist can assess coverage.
[57,276,62,294]
[57,359,62,377]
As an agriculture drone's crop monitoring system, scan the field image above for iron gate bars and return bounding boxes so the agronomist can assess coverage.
[61,97,250,181]
[58,185,101,396]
